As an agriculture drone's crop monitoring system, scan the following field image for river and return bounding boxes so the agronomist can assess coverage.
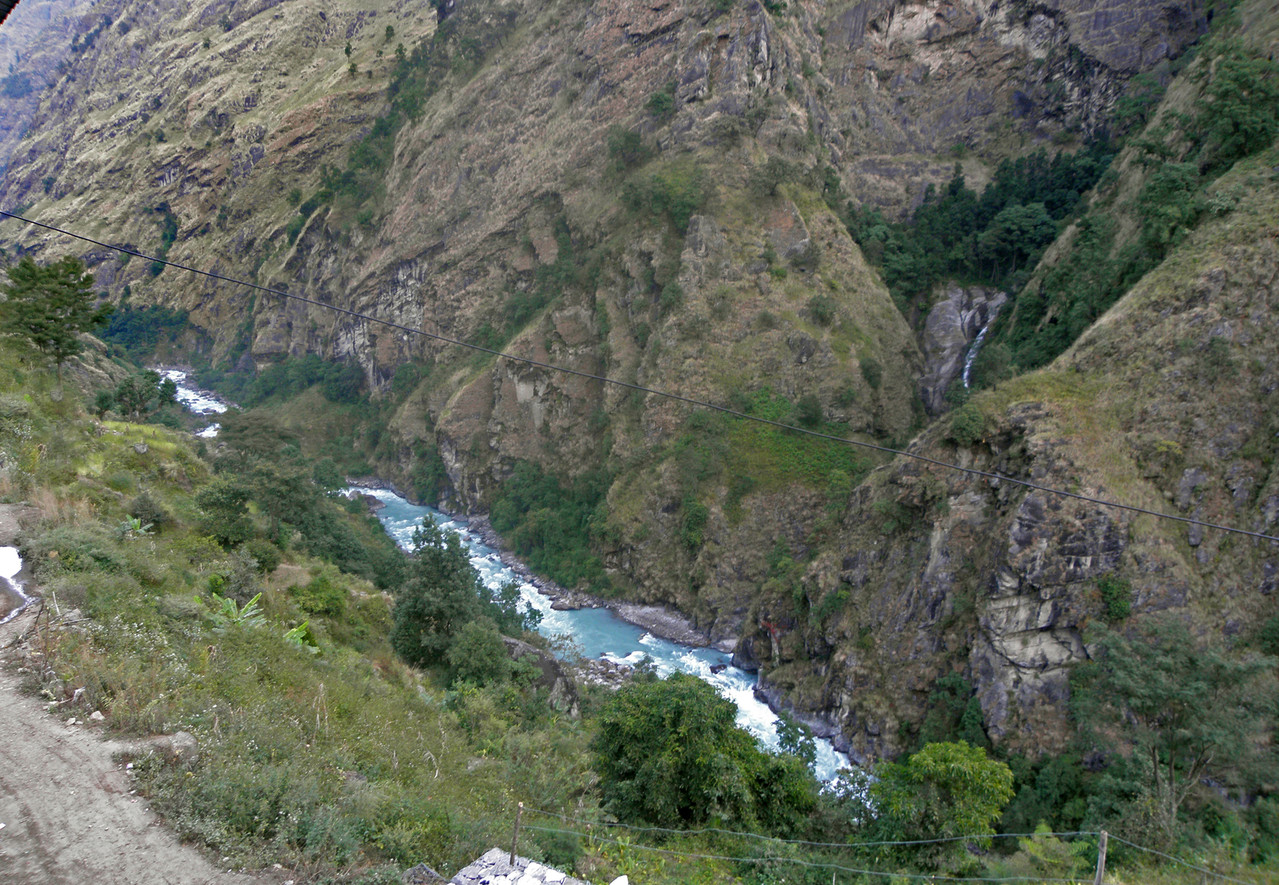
[363,488,850,782]
[158,369,226,437]
[162,372,851,782]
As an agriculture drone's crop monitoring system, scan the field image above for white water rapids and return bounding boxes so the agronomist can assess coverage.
[163,372,853,781]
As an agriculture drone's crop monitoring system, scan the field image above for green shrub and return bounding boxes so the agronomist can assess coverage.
[794,393,823,428]
[806,294,835,326]
[592,673,816,831]
[646,82,676,120]
[195,478,254,547]
[292,569,348,617]
[1096,574,1132,621]
[680,496,709,552]
[860,358,883,390]
[128,491,169,531]
[447,618,511,686]
[871,741,1014,859]
[1200,44,1279,171]
[606,126,652,171]
[1138,162,1201,250]
[948,403,985,447]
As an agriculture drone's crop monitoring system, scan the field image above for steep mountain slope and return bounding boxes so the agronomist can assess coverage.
[740,3,1279,757]
[0,0,101,171]
[0,0,1252,758]
[740,103,1279,760]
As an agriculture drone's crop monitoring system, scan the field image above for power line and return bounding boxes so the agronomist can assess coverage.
[3,208,1277,545]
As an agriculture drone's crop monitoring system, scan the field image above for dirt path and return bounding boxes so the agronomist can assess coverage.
[0,504,276,884]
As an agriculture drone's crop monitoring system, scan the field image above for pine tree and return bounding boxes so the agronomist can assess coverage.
[1,256,112,383]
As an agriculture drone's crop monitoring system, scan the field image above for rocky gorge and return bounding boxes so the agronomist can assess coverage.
[1,0,1276,765]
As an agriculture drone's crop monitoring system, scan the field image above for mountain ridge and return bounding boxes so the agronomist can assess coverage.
[1,0,1273,762]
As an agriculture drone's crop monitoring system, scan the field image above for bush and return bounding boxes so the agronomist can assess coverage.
[948,403,985,447]
[447,618,511,686]
[292,569,348,617]
[794,393,823,428]
[592,673,816,831]
[646,83,676,120]
[606,126,652,172]
[860,358,883,390]
[1096,574,1132,621]
[680,496,709,552]
[195,478,253,547]
[128,491,169,532]
[243,538,282,574]
[806,294,835,326]
[1200,45,1279,172]
[871,741,1014,862]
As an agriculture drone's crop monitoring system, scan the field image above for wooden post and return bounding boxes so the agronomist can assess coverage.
[1093,830,1108,885]
[510,801,524,866]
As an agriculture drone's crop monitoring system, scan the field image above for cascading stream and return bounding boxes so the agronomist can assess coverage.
[363,488,851,782]
[164,373,851,782]
[0,546,32,626]
[962,317,994,389]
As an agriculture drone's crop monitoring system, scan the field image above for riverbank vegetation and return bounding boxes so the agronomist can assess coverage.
[1,319,1276,883]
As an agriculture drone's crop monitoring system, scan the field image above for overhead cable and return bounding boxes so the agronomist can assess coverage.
[3,208,1276,545]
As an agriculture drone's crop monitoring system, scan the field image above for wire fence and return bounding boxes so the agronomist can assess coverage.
[515,807,1262,885]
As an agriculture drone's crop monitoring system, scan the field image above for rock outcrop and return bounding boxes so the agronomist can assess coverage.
[918,283,1006,415]
[739,153,1279,759]
[502,636,580,718]
[0,0,1243,759]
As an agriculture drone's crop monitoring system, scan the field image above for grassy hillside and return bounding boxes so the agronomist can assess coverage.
[2,331,1272,885]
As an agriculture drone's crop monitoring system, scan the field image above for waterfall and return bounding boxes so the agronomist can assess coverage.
[962,319,993,389]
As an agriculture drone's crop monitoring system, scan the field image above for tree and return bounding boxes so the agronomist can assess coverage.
[1071,619,1278,842]
[195,477,254,547]
[592,673,816,831]
[974,202,1056,279]
[112,370,177,420]
[93,389,115,420]
[390,521,484,667]
[447,618,511,686]
[870,741,1013,864]
[1,256,113,382]
[776,711,817,772]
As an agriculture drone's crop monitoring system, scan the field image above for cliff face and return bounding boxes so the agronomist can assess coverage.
[0,0,102,172]
[739,149,1279,758]
[0,0,1251,758]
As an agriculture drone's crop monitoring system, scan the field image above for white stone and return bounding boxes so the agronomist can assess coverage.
[608,877,629,885]
[90,710,105,721]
